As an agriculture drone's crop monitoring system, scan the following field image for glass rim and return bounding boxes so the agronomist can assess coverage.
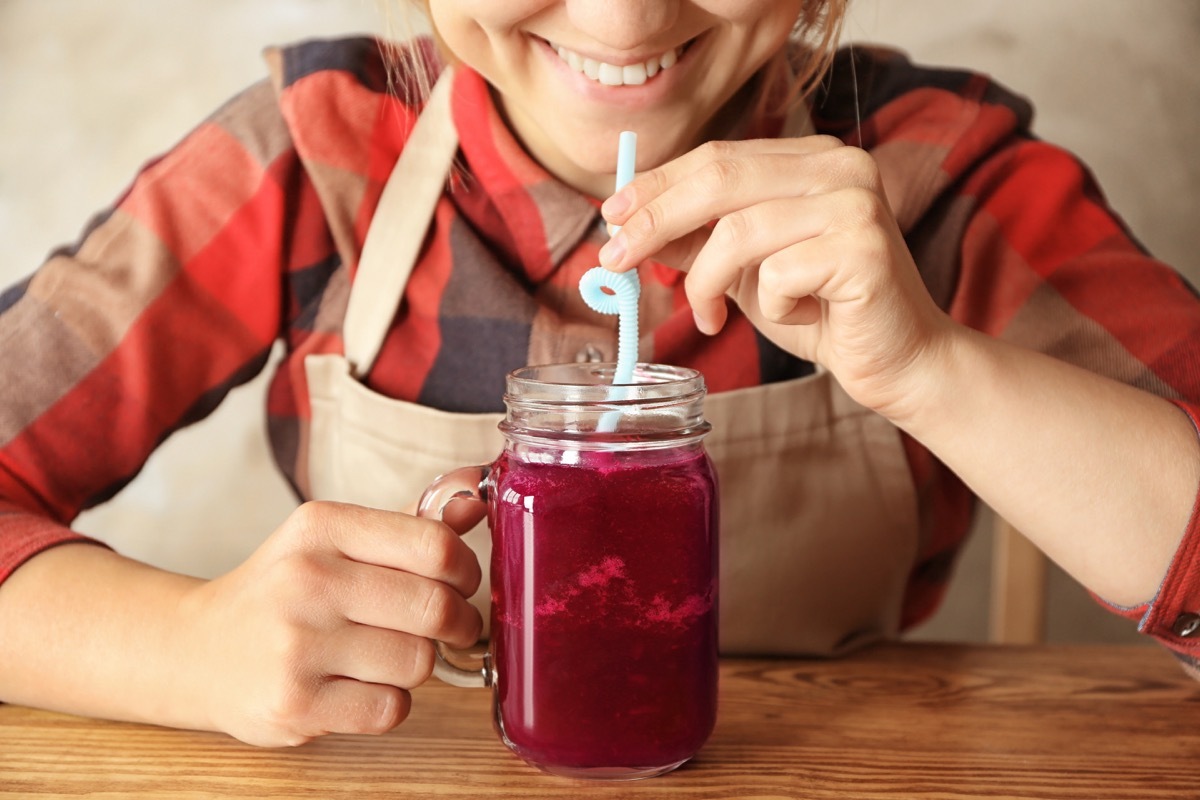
[504,362,706,406]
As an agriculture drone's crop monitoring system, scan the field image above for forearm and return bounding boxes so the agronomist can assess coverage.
[897,326,1200,608]
[0,543,210,729]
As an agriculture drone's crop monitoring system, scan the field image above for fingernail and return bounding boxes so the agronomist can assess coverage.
[693,310,713,335]
[602,190,630,218]
[599,233,626,269]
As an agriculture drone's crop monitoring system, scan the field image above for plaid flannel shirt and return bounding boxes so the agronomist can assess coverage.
[3,37,1200,663]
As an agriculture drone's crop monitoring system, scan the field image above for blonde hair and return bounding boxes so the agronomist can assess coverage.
[378,1,849,115]
[781,1,850,112]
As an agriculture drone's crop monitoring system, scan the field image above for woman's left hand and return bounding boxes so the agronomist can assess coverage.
[598,136,953,421]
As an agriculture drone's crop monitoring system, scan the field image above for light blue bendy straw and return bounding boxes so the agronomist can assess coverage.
[580,131,640,386]
[579,132,640,433]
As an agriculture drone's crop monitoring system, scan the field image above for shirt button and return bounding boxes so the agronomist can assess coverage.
[1172,613,1200,638]
[575,344,604,363]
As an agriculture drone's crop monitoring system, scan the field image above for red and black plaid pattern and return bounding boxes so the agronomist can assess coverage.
[2,37,1199,658]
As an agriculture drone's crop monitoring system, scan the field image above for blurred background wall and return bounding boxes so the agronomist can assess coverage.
[1,0,1197,643]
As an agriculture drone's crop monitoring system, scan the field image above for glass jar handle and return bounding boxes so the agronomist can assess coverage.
[416,465,493,689]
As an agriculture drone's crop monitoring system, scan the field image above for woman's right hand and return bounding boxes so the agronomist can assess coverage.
[179,501,483,747]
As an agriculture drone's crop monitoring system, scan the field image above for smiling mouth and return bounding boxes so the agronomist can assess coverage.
[544,38,692,87]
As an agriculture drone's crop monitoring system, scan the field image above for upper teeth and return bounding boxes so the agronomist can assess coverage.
[552,43,681,87]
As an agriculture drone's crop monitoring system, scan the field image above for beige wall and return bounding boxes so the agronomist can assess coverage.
[1,1,1197,642]
[845,1,1200,645]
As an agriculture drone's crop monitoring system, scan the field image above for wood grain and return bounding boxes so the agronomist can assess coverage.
[2,643,1197,799]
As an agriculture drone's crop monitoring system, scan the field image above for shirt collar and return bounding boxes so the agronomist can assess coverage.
[446,64,796,283]
[450,66,599,283]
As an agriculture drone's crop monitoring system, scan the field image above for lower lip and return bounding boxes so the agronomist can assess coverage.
[535,36,701,111]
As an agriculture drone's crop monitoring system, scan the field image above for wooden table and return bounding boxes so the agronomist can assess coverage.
[2,642,1197,799]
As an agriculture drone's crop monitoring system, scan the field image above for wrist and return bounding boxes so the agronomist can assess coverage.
[0,544,211,731]
[872,316,976,436]
[105,563,213,733]
[168,577,222,734]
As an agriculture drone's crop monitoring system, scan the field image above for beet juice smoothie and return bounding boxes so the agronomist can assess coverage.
[488,445,719,775]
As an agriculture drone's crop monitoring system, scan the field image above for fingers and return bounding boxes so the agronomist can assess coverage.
[322,623,438,689]
[270,501,483,653]
[596,141,889,337]
[774,294,824,327]
[398,496,485,535]
[603,135,844,225]
[440,496,487,537]
[296,677,413,738]
[640,226,713,276]
[278,501,484,651]
[755,238,842,325]
[598,137,854,272]
[679,180,897,334]
[333,561,483,649]
[271,621,458,739]
[282,501,482,599]
[682,193,832,333]
[202,500,490,747]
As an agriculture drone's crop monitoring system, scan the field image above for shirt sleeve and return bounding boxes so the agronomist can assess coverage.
[1096,400,1200,665]
[946,133,1200,659]
[0,78,300,584]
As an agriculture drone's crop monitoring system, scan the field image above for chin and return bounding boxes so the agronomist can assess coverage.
[553,126,691,179]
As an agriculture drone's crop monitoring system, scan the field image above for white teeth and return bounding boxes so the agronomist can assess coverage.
[550,42,684,87]
[598,62,623,86]
[622,63,648,85]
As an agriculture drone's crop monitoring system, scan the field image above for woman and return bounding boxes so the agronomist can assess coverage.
[0,0,1197,747]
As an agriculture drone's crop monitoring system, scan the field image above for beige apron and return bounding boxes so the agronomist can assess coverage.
[304,70,919,656]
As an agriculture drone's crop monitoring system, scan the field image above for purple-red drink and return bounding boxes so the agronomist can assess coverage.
[488,445,718,777]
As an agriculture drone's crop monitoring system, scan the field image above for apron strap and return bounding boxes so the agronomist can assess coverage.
[343,67,460,376]
[344,67,808,376]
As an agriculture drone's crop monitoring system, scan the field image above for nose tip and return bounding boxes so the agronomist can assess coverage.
[567,1,680,51]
